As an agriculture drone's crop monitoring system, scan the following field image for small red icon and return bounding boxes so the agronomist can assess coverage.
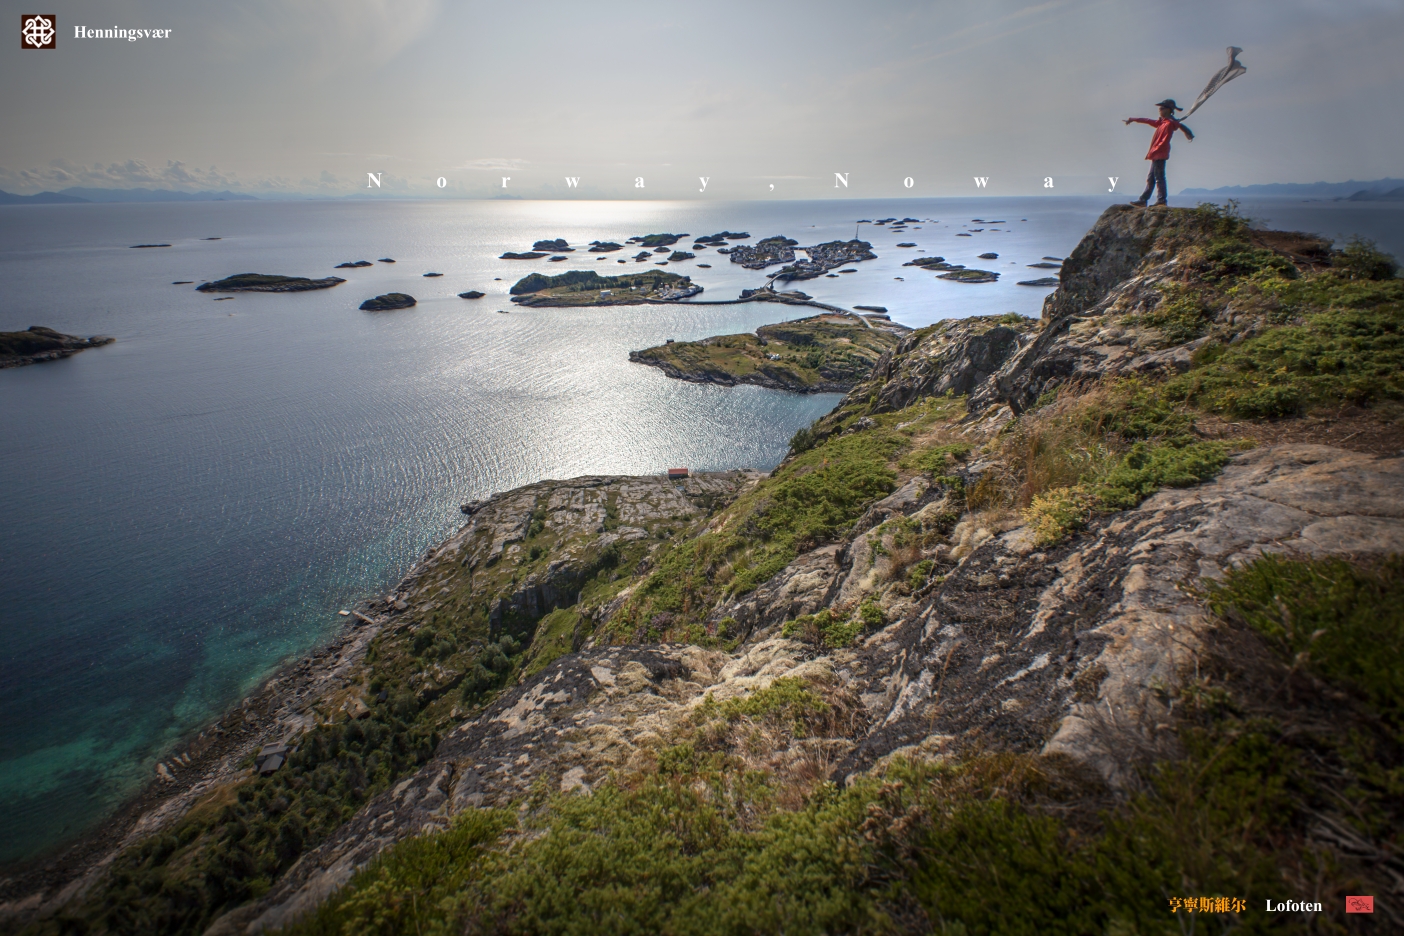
[1346,895,1374,914]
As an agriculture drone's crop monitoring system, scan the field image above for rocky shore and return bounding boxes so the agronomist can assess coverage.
[0,327,114,369]
[9,204,1404,934]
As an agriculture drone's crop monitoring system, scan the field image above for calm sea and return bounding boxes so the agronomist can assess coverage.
[1,195,1398,862]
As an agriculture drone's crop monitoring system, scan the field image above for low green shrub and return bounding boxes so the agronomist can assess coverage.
[287,809,512,936]
[1206,554,1404,728]
[1023,439,1231,545]
[1168,262,1404,418]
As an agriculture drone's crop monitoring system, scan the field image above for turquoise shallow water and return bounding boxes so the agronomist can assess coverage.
[1,195,1397,863]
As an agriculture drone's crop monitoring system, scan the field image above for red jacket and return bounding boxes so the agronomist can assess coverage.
[1130,117,1191,160]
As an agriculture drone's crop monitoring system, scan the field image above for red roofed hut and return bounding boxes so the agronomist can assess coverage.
[667,467,690,480]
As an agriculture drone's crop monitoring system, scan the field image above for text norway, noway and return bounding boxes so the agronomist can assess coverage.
[1266,900,1323,912]
[74,27,172,40]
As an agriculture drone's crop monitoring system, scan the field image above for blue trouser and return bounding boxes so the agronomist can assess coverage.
[1139,159,1167,204]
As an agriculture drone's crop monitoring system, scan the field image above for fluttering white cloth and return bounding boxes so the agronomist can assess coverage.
[1181,46,1247,119]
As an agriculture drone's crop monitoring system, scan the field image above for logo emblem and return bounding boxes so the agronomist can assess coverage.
[1346,896,1374,914]
[21,14,56,49]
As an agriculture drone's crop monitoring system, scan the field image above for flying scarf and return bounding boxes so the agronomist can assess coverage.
[1181,46,1247,119]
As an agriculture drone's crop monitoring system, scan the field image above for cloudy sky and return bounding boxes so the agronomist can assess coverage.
[4,0,1402,198]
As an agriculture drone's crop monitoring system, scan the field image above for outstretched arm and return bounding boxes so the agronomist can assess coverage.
[1124,117,1157,126]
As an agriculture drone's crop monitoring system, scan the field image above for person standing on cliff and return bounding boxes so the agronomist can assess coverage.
[1124,99,1194,207]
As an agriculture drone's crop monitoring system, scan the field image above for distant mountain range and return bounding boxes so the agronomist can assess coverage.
[1180,178,1404,198]
[0,187,258,204]
[1345,187,1404,202]
[0,190,89,204]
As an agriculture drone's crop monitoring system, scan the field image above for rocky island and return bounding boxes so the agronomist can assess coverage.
[627,233,688,247]
[629,313,907,392]
[9,205,1403,936]
[938,268,999,283]
[694,231,749,246]
[0,326,114,369]
[196,274,346,293]
[508,270,703,306]
[728,237,878,281]
[726,235,798,268]
[359,293,416,311]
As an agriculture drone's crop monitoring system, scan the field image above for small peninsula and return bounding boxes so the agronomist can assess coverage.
[629,313,906,392]
[1,326,114,369]
[508,270,702,306]
[197,274,346,293]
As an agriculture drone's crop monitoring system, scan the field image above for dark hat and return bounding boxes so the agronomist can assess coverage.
[1156,99,1182,110]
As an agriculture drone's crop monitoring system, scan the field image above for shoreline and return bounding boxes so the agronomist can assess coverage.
[0,553,440,915]
[0,291,864,907]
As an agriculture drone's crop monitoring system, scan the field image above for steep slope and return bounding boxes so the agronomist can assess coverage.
[10,204,1404,935]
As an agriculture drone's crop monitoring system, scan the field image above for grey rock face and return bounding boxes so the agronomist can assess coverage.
[855,317,1039,415]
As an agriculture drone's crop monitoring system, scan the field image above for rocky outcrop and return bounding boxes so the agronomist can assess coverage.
[846,443,1404,785]
[0,326,114,369]
[1039,204,1175,321]
[359,293,416,311]
[854,316,1038,415]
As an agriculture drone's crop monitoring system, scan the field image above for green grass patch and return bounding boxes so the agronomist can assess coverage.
[1169,289,1404,417]
[1135,282,1216,344]
[1023,439,1231,544]
[901,442,972,474]
[697,676,831,733]
[610,408,934,638]
[517,608,582,679]
[286,809,512,936]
